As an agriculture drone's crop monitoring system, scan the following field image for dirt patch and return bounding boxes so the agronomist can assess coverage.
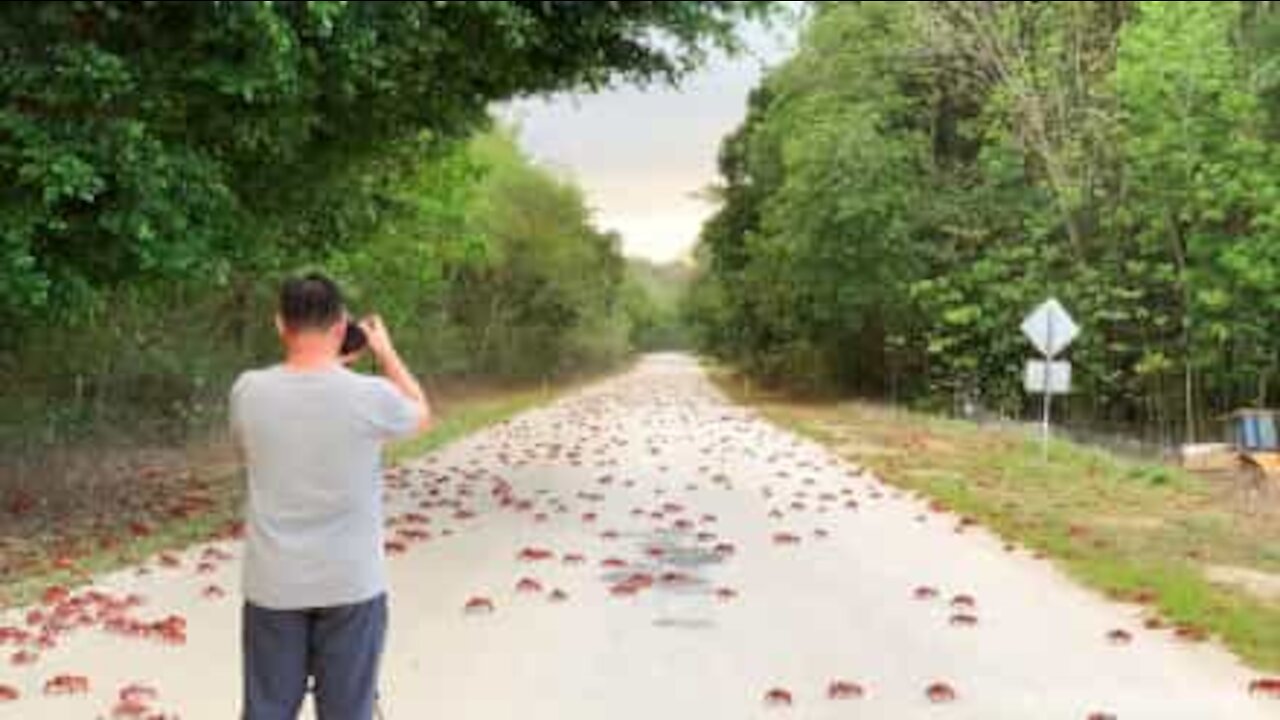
[1205,565,1280,601]
[1091,515,1166,531]
[833,439,902,458]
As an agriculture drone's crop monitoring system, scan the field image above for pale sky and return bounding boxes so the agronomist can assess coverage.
[503,14,801,264]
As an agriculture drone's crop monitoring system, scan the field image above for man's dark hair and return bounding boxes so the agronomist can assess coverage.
[279,272,344,332]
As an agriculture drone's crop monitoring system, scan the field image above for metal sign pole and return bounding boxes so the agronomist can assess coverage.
[1041,312,1054,459]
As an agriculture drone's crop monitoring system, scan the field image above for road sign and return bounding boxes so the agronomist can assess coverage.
[1024,360,1071,395]
[1021,298,1079,358]
[1021,298,1079,459]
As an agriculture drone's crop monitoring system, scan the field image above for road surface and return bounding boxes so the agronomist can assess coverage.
[1,354,1275,719]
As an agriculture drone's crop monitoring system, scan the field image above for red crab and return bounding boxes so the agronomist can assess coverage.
[515,577,543,594]
[43,673,90,696]
[0,685,18,702]
[713,542,736,557]
[1086,714,1117,720]
[0,627,27,645]
[1249,678,1280,698]
[950,594,976,610]
[763,687,793,707]
[600,557,627,569]
[42,585,70,606]
[548,589,569,603]
[1174,624,1207,642]
[463,596,495,614]
[10,649,38,666]
[112,698,152,718]
[517,547,555,562]
[119,683,159,704]
[151,615,187,645]
[949,613,979,627]
[913,586,939,601]
[827,680,865,700]
[201,584,226,600]
[383,540,408,556]
[609,581,642,598]
[1132,588,1159,605]
[714,587,738,602]
[772,532,800,546]
[1106,629,1132,645]
[925,682,956,703]
[624,573,655,589]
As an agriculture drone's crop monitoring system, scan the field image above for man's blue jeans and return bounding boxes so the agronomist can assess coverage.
[242,593,387,720]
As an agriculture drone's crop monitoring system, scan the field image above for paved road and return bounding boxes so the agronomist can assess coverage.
[2,354,1276,719]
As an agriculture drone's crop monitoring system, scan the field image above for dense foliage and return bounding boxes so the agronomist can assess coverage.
[689,1,1280,442]
[623,258,695,351]
[0,1,765,457]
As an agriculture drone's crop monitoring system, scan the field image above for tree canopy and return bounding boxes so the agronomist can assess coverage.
[689,1,1280,442]
[0,0,767,324]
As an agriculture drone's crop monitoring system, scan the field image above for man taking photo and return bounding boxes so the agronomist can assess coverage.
[230,272,432,720]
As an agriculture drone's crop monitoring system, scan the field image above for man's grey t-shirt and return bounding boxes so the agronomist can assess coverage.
[230,364,419,610]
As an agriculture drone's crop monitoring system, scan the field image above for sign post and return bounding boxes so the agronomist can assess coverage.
[1021,298,1079,457]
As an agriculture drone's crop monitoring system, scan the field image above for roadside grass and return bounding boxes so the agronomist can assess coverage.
[710,367,1280,672]
[387,384,556,463]
[0,376,582,611]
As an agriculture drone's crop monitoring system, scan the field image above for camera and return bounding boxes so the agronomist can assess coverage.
[340,320,368,355]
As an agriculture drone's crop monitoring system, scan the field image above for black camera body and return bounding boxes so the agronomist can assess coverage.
[340,321,368,355]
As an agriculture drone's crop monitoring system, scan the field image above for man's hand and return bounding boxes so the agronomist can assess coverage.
[358,314,395,360]
[358,314,432,434]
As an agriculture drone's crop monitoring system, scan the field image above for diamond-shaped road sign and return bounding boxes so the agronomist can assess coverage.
[1021,298,1079,358]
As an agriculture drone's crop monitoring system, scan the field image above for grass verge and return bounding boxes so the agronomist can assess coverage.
[387,384,557,463]
[709,366,1280,672]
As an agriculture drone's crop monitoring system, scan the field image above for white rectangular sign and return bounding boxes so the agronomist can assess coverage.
[1024,360,1071,395]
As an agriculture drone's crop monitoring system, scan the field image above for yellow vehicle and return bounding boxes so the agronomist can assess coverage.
[1182,409,1280,502]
